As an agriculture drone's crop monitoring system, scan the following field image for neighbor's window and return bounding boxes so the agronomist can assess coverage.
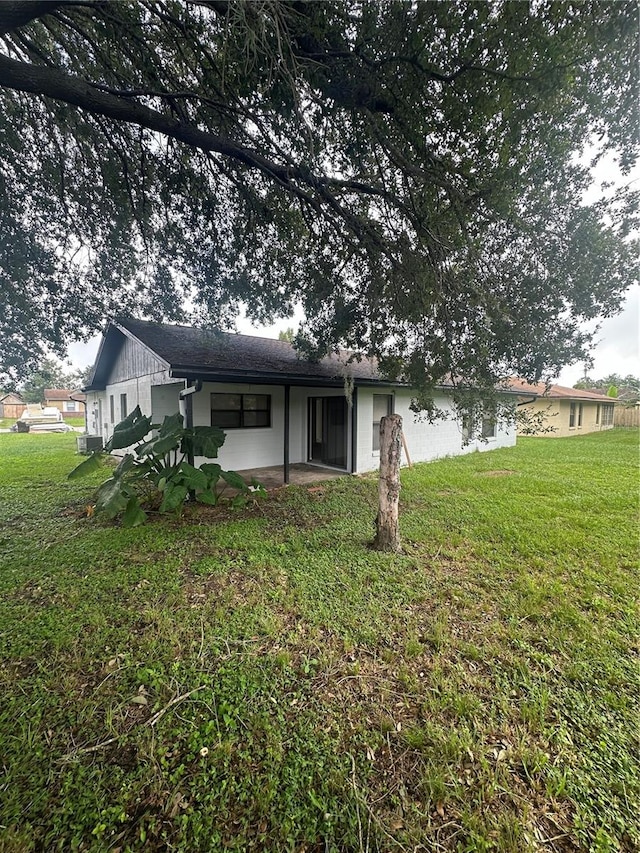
[120,393,128,419]
[372,394,393,452]
[569,402,576,428]
[481,416,497,439]
[601,403,614,426]
[109,395,115,423]
[211,393,271,429]
[64,401,77,412]
[596,404,600,424]
[577,403,584,427]
[461,410,474,443]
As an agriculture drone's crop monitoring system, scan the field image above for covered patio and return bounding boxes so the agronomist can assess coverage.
[236,462,349,490]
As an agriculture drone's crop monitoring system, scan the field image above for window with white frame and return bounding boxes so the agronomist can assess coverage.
[211,393,271,429]
[372,394,393,452]
[461,410,474,443]
[481,416,497,439]
[577,403,583,427]
[569,402,577,428]
[601,403,614,426]
[64,400,77,412]
[120,393,128,419]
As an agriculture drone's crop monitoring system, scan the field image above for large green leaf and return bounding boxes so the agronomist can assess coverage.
[177,462,208,491]
[106,407,152,451]
[221,470,248,491]
[122,497,147,527]
[158,412,184,436]
[113,453,136,479]
[68,452,103,479]
[147,433,181,457]
[95,477,129,518]
[196,490,218,506]
[188,425,226,459]
[200,462,222,489]
[159,483,188,513]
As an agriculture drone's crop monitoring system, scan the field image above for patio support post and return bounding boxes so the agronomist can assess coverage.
[350,386,358,473]
[284,384,290,484]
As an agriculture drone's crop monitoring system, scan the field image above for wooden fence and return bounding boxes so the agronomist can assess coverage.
[614,406,640,428]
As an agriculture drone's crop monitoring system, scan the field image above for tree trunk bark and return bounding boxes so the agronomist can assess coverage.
[373,413,402,553]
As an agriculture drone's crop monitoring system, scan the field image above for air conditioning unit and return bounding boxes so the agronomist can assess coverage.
[77,435,104,454]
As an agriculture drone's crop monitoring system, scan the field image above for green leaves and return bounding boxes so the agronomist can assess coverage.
[105,406,152,452]
[68,452,103,479]
[69,410,259,524]
[2,1,637,394]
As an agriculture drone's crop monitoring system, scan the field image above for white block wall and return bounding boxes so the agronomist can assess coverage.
[88,377,515,473]
[355,388,515,473]
[86,369,173,444]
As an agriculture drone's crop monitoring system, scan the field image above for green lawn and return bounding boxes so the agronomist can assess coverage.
[0,430,638,852]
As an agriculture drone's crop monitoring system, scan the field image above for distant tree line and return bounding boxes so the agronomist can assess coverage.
[1,359,91,404]
[574,374,640,403]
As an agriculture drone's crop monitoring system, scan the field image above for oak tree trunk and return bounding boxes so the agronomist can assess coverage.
[373,413,402,553]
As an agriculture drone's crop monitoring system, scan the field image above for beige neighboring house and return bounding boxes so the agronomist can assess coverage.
[510,380,616,437]
[44,389,86,417]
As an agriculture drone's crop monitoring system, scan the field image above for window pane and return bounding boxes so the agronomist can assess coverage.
[212,393,241,410]
[373,394,392,421]
[242,410,270,427]
[569,403,576,427]
[212,410,241,428]
[481,418,496,439]
[372,425,380,452]
[243,394,269,411]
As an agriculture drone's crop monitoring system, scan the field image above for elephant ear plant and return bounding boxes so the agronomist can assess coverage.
[69,407,265,526]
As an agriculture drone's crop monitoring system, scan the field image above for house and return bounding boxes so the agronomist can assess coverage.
[0,392,26,420]
[510,379,616,437]
[83,319,518,481]
[44,389,86,417]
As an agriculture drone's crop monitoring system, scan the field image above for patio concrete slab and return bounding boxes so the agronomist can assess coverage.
[236,463,348,490]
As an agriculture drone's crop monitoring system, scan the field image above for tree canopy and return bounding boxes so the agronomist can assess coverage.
[574,373,640,402]
[0,1,638,399]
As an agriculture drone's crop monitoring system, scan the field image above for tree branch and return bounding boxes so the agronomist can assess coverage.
[0,1,94,35]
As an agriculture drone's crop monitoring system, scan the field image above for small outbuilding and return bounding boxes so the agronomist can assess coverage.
[0,392,26,420]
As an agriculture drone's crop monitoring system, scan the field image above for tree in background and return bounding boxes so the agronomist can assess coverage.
[574,374,640,403]
[0,1,637,410]
[19,359,89,403]
[277,328,296,344]
[19,358,71,403]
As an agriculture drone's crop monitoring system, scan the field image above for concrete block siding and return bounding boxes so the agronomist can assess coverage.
[356,388,515,473]
[87,378,515,473]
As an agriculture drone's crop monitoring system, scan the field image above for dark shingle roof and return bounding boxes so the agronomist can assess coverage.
[116,318,384,385]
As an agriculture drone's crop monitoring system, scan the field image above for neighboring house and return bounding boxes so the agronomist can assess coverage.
[510,379,616,437]
[83,319,518,480]
[0,392,26,420]
[44,389,87,417]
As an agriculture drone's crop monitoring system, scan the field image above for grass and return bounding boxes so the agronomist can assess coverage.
[0,430,638,852]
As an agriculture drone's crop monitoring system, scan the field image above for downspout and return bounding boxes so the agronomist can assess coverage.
[283,384,290,484]
[179,379,203,468]
[350,386,358,473]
